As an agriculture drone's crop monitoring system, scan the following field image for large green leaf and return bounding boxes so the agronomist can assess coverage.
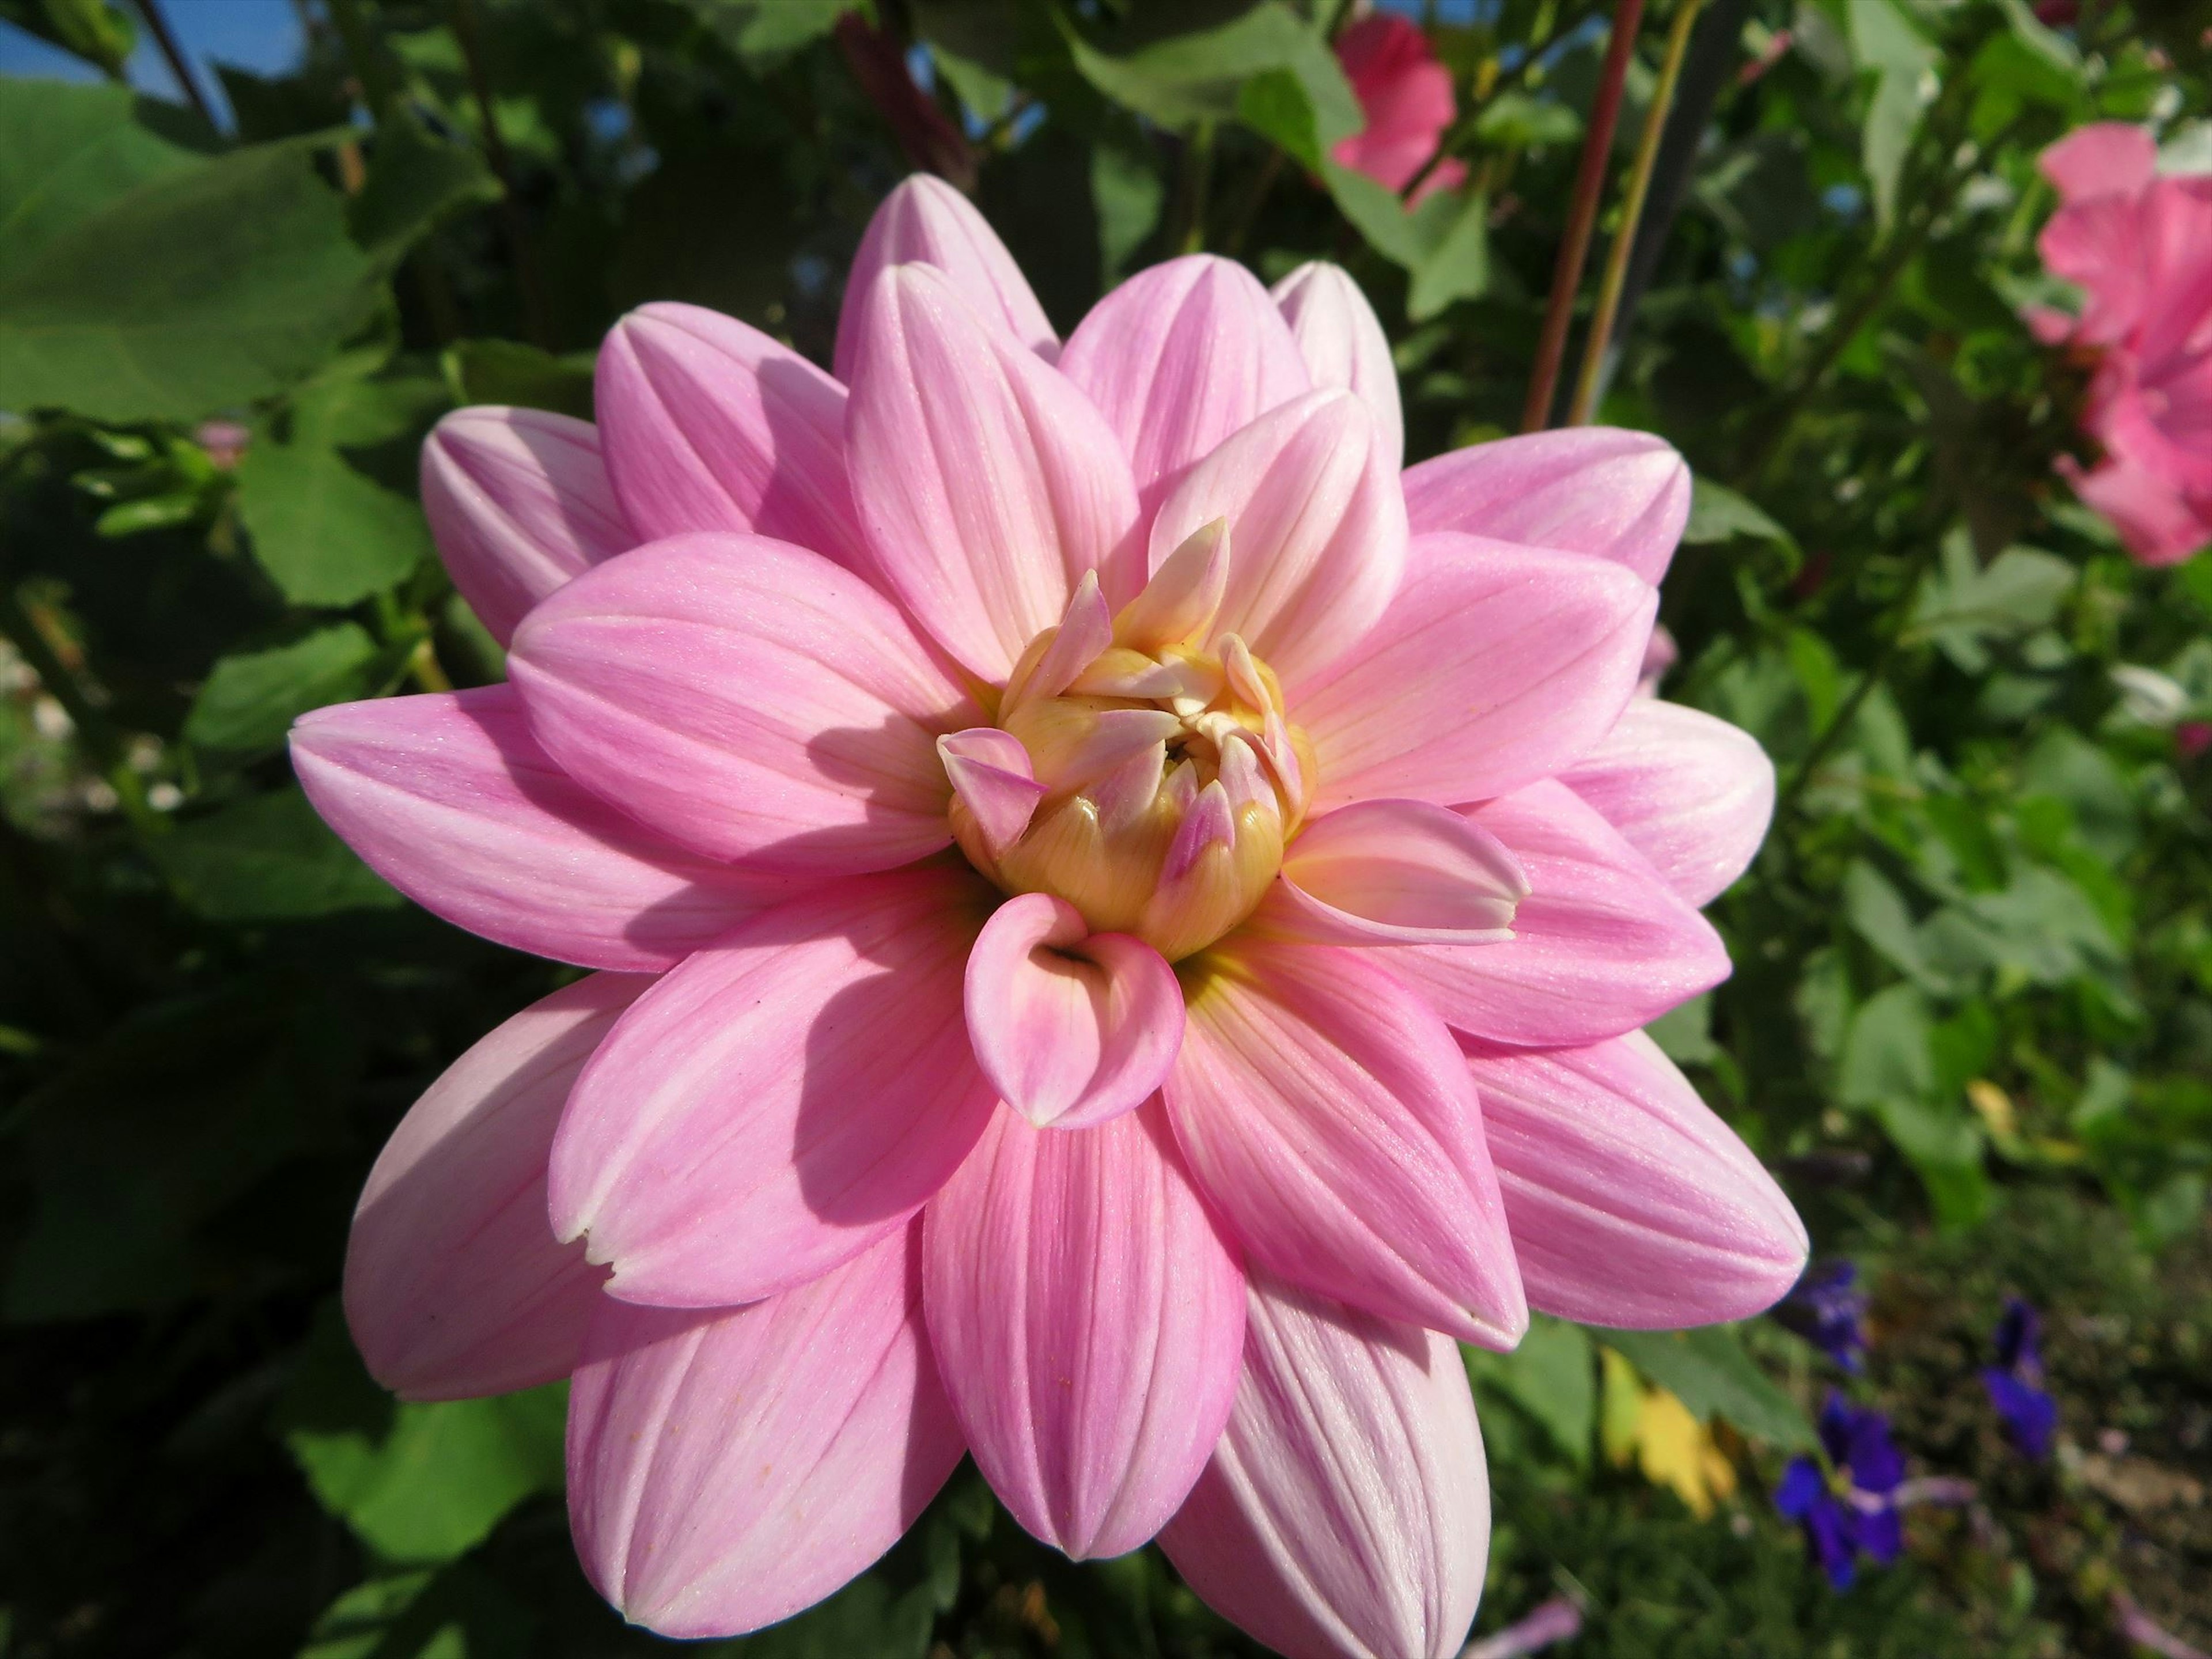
[152,788,404,921]
[184,623,387,755]
[1070,3,1359,139]
[349,103,502,268]
[1847,0,1937,225]
[1601,1327,1816,1449]
[1464,1315,1596,1466]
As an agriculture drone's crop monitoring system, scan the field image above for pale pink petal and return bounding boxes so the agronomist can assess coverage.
[1462,1032,1809,1327]
[845,263,1143,679]
[1400,429,1691,582]
[1253,798,1528,946]
[1159,1274,1488,1659]
[547,869,999,1307]
[1557,699,1775,906]
[2038,122,2157,204]
[291,687,806,971]
[1299,533,1656,811]
[1058,256,1313,496]
[595,302,868,569]
[420,408,632,646]
[939,727,1044,857]
[964,893,1183,1130]
[1270,261,1403,471]
[1164,938,1525,1347]
[346,974,645,1401]
[1379,781,1730,1048]
[567,1224,964,1640]
[1146,389,1407,691]
[835,174,1058,381]
[508,532,979,874]
[922,1101,1244,1558]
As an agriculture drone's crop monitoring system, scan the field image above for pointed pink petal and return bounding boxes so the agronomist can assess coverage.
[507,532,978,874]
[939,727,1045,855]
[964,893,1183,1130]
[1299,533,1656,811]
[1270,261,1403,472]
[291,687,805,971]
[922,1101,1243,1558]
[595,303,869,569]
[345,974,645,1401]
[1146,389,1407,691]
[2038,122,2157,203]
[1164,938,1526,1347]
[1058,255,1312,496]
[835,174,1058,381]
[421,408,632,646]
[547,869,999,1307]
[845,263,1143,679]
[1159,1274,1488,1659]
[567,1222,964,1640]
[1463,1032,1808,1327]
[1558,699,1775,906]
[1256,798,1528,946]
[1401,429,1691,582]
[1379,781,1730,1048]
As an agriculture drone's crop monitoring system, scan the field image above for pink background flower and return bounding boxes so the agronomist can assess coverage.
[1332,11,1469,203]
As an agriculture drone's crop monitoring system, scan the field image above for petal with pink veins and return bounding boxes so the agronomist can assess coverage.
[420,408,632,646]
[938,728,1044,857]
[567,1223,964,1640]
[1164,938,1526,1347]
[846,263,1144,679]
[1147,389,1407,692]
[964,893,1184,1130]
[1298,533,1656,811]
[1462,1032,1808,1327]
[1378,781,1730,1048]
[596,303,868,568]
[1159,1274,1489,1659]
[509,532,980,874]
[346,973,646,1401]
[1401,429,1690,582]
[1557,699,1775,906]
[1252,797,1528,946]
[1270,261,1403,471]
[835,174,1058,380]
[922,1101,1244,1558]
[1058,255,1312,496]
[291,686,808,971]
[548,868,1000,1308]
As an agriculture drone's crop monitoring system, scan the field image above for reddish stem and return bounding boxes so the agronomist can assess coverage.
[1519,0,1646,433]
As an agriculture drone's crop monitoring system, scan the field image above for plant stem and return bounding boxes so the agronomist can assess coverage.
[324,0,399,115]
[1567,0,1705,425]
[1520,0,1646,433]
[1222,149,1286,259]
[133,0,221,130]
[1179,121,1217,255]
[448,0,553,349]
[0,584,164,840]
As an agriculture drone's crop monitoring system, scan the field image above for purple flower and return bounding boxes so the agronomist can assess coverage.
[1774,1394,1906,1589]
[1775,1259,1868,1372]
[1982,1297,2058,1460]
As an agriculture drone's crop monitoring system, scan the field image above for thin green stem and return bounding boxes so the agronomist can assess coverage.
[0,584,164,840]
[449,0,552,347]
[1179,121,1217,255]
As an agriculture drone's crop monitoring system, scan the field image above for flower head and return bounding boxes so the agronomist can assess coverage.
[1775,1393,1906,1590]
[1982,1296,2059,1460]
[1775,1258,1869,1373]
[298,176,1801,1656]
[1332,11,1469,203]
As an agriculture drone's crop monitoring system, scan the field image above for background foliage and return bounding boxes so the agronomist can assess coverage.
[0,0,2206,1655]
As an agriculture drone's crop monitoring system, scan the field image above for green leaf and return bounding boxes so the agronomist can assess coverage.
[1600,1327,1816,1449]
[1090,134,1166,285]
[184,624,385,755]
[9,0,137,75]
[349,103,502,267]
[298,1571,461,1659]
[152,788,404,921]
[1839,979,1936,1109]
[1406,189,1490,321]
[1647,993,1721,1066]
[440,338,594,419]
[1465,1316,1595,1465]
[1683,478,1793,546]
[1909,536,2076,672]
[1842,862,1942,990]
[1847,0,1937,225]
[1237,66,1327,171]
[1474,91,1581,149]
[684,0,850,67]
[1069,2,1359,148]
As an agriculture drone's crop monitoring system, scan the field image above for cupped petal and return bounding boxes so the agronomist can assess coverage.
[922,1101,1244,1559]
[291,686,806,971]
[596,302,868,568]
[1158,1275,1488,1659]
[939,727,1045,857]
[835,173,1058,381]
[567,1222,964,1640]
[964,893,1183,1130]
[547,868,999,1308]
[1058,255,1312,495]
[345,973,645,1401]
[1557,699,1776,906]
[1378,781,1730,1048]
[1146,389,1407,691]
[846,263,1143,679]
[1253,798,1528,946]
[2038,122,2157,204]
[1299,533,1656,811]
[508,532,979,874]
[1461,1032,1808,1327]
[1270,261,1402,471]
[420,408,632,646]
[1164,938,1525,1347]
[1401,429,1691,583]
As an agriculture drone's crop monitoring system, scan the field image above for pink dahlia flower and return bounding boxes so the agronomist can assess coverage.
[1332,10,1469,203]
[297,176,1802,1657]
[2033,123,2212,566]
